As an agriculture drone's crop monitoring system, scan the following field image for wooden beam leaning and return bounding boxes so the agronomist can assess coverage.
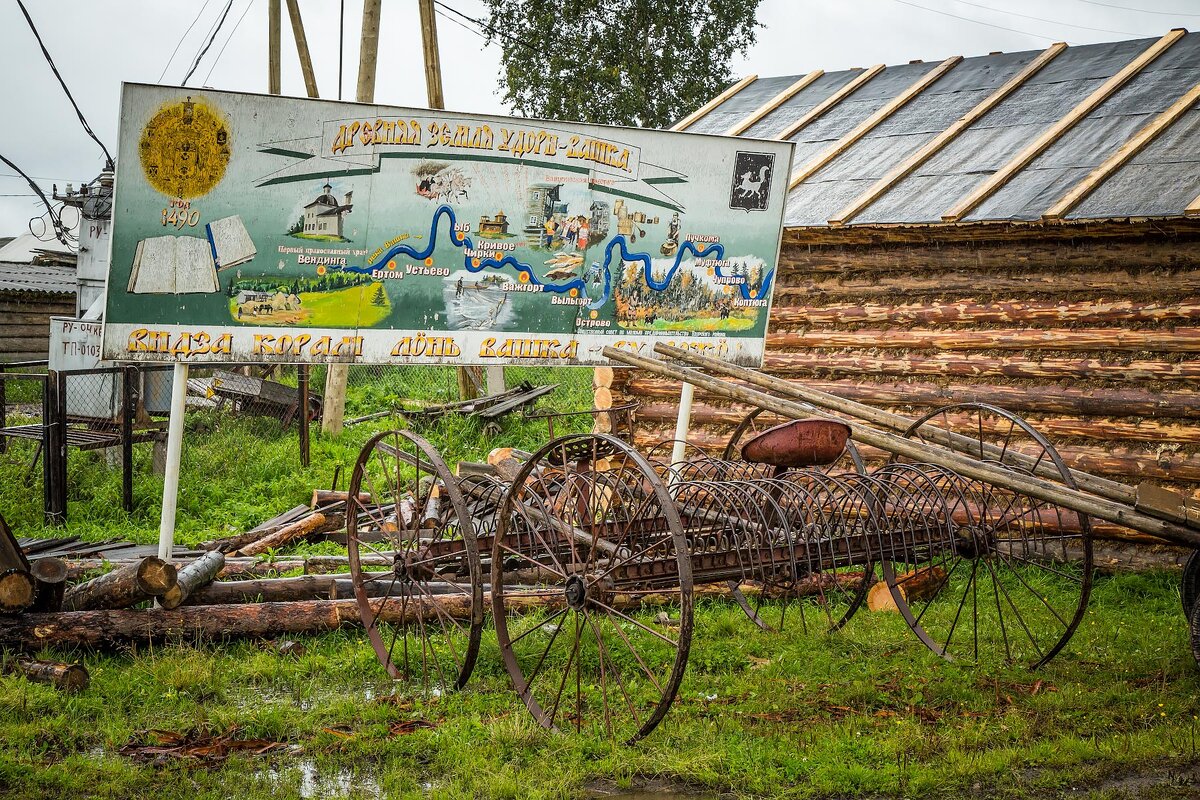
[943,28,1187,222]
[774,65,885,141]
[726,70,824,136]
[830,43,1067,226]
[670,74,759,132]
[789,56,963,190]
[1044,80,1200,221]
[601,344,1200,546]
[285,0,319,98]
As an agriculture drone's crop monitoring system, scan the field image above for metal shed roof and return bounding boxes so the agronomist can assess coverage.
[675,30,1200,229]
[0,261,76,295]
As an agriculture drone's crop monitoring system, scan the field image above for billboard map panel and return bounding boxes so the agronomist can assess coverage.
[102,84,794,366]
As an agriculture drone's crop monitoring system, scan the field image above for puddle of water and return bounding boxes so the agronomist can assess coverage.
[258,760,382,799]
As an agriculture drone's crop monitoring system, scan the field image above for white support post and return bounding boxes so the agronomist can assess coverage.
[157,363,189,562]
[668,381,695,482]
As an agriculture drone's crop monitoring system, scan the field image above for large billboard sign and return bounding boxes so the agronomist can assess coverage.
[103,84,793,366]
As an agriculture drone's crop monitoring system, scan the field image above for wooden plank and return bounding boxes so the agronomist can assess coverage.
[772,271,1200,301]
[726,70,824,136]
[830,43,1067,225]
[942,28,1187,222]
[1188,187,1200,217]
[765,326,1200,353]
[1044,80,1200,221]
[775,65,885,141]
[670,74,758,132]
[789,56,963,190]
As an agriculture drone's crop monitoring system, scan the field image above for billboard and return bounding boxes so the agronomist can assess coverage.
[103,84,793,366]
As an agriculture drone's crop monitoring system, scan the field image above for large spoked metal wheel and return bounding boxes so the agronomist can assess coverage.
[1181,549,1200,616]
[885,403,1092,669]
[492,434,694,744]
[347,430,485,696]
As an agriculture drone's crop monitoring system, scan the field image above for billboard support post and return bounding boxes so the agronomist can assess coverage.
[669,381,695,481]
[156,363,188,562]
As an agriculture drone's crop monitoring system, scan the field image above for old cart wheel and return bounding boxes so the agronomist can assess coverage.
[1182,549,1200,616]
[885,403,1092,668]
[492,434,694,744]
[347,430,484,696]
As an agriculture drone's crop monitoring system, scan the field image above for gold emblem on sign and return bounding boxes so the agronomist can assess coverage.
[139,97,231,199]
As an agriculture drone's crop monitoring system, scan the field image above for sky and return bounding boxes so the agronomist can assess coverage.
[1,0,1197,239]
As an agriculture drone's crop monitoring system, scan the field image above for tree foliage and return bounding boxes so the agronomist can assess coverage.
[483,0,763,129]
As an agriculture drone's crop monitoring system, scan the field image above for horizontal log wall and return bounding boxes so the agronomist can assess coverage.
[0,293,74,362]
[611,219,1200,507]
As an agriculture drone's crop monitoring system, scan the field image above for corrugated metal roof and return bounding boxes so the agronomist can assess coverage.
[0,261,76,295]
[678,31,1200,228]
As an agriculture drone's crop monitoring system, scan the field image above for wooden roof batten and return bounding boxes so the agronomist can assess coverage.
[1043,80,1200,221]
[774,64,886,142]
[941,28,1188,223]
[789,56,964,191]
[726,70,825,135]
[670,74,759,132]
[828,42,1068,226]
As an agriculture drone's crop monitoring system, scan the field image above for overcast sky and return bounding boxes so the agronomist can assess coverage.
[1,0,1195,238]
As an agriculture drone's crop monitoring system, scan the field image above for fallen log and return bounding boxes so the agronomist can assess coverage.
[29,557,68,613]
[160,552,226,610]
[0,585,743,649]
[867,566,947,612]
[233,512,331,557]
[2,657,89,692]
[0,514,33,613]
[62,557,177,612]
[199,504,309,553]
[216,554,392,578]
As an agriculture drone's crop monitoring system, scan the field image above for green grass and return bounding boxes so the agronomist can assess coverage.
[2,374,1199,798]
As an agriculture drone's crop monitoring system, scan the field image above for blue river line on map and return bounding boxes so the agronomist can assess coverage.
[340,206,774,311]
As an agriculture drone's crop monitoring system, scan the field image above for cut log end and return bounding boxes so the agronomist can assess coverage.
[0,569,35,613]
[136,558,179,596]
[867,566,948,612]
[10,658,90,693]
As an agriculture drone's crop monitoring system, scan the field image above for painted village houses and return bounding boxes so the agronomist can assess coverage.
[303,182,353,237]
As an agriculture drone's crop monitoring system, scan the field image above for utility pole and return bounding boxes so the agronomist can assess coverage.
[285,0,319,98]
[417,0,444,109]
[322,0,382,436]
[416,0,487,398]
[268,0,282,95]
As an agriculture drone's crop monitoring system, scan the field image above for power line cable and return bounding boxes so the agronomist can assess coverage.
[433,1,542,55]
[202,0,258,86]
[182,0,235,86]
[953,0,1152,36]
[1076,0,1200,15]
[159,0,214,82]
[0,152,74,247]
[435,8,490,43]
[16,0,114,166]
[889,0,1072,43]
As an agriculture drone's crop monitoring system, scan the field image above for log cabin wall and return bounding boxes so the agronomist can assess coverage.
[610,218,1200,504]
[610,29,1200,526]
[0,290,76,362]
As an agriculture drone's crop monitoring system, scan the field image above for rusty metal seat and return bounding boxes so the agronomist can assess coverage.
[739,418,851,468]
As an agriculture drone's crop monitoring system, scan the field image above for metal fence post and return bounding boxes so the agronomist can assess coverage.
[122,367,135,513]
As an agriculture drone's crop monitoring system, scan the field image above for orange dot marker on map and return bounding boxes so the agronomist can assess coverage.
[387,260,396,270]
[472,258,480,267]
[316,265,327,276]
[589,310,598,319]
[518,272,529,284]
[569,288,578,298]
[424,257,434,266]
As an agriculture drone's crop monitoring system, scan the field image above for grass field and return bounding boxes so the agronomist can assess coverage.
[1,377,1198,799]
